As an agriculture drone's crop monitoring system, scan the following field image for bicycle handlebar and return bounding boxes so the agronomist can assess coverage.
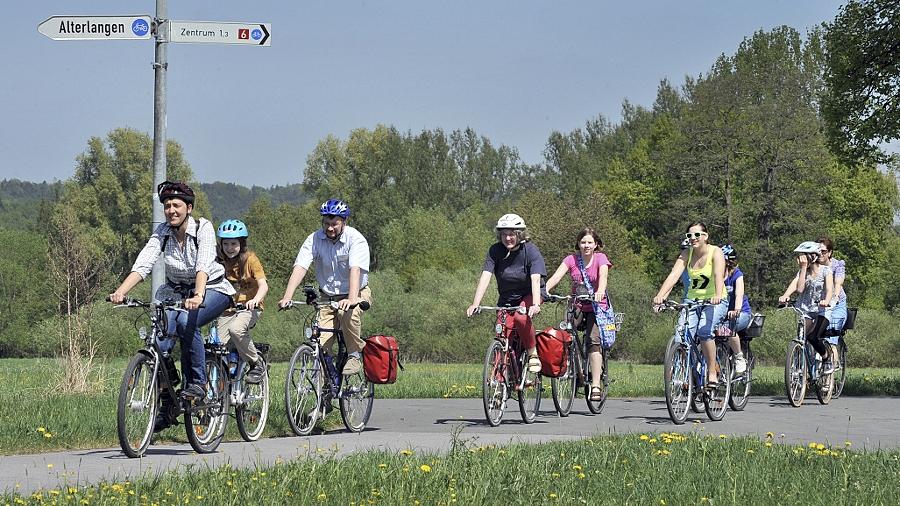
[107,297,196,310]
[546,294,593,303]
[280,299,371,311]
[473,305,527,315]
[653,299,711,312]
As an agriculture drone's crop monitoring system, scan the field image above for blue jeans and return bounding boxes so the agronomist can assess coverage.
[826,299,848,344]
[731,311,752,333]
[158,290,232,388]
[676,299,729,342]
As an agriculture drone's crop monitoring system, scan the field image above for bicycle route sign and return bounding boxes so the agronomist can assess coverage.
[38,15,152,40]
[162,21,271,46]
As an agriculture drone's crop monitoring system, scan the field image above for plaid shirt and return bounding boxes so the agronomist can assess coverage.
[131,217,234,301]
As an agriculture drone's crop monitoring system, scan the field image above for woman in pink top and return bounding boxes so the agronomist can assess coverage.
[546,228,612,401]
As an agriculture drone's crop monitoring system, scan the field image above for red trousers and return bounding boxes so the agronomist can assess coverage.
[497,295,537,349]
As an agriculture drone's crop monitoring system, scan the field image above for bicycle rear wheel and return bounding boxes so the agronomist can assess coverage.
[585,348,608,414]
[833,339,848,399]
[185,356,229,454]
[117,353,159,458]
[729,342,753,411]
[482,340,507,426]
[704,342,731,421]
[784,341,807,407]
[664,340,691,424]
[284,345,321,436]
[551,342,576,416]
[339,371,374,432]
[236,360,270,442]
[517,357,542,424]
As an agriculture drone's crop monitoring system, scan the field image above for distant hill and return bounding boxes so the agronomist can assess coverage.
[0,179,307,229]
[198,181,308,222]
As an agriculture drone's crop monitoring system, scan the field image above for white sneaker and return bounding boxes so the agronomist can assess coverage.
[734,354,747,374]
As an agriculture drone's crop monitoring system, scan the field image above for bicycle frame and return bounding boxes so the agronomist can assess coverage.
[782,305,820,382]
[482,305,530,392]
[663,300,713,391]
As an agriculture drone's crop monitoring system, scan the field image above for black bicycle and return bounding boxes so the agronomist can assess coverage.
[825,307,857,399]
[546,294,622,416]
[282,288,373,435]
[114,298,229,456]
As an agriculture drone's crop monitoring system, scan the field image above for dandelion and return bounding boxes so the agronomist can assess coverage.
[640,434,649,441]
[37,427,46,433]
[49,490,60,496]
[649,438,657,444]
[765,442,773,448]
[718,434,727,439]
[420,464,432,473]
[549,493,558,499]
[844,441,852,448]
[765,432,774,438]
[552,473,560,478]
[400,449,414,456]
[44,433,53,439]
[317,492,327,502]
[747,449,755,454]
[578,473,585,479]
[572,464,583,471]
[47,464,54,469]
[378,463,387,469]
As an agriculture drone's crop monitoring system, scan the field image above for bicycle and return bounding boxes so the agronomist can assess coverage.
[113,298,228,456]
[825,307,857,399]
[474,305,543,426]
[207,304,271,442]
[546,294,622,416]
[282,288,373,435]
[657,300,732,424]
[780,302,835,407]
[726,313,763,411]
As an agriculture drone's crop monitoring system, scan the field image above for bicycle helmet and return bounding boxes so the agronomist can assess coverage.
[157,181,195,205]
[319,199,350,218]
[721,244,737,261]
[793,241,820,254]
[217,219,248,239]
[495,213,526,230]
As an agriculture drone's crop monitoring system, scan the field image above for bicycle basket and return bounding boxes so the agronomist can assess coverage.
[843,308,858,331]
[743,313,765,339]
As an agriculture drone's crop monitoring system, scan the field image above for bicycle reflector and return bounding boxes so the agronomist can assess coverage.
[495,323,503,334]
[305,327,313,339]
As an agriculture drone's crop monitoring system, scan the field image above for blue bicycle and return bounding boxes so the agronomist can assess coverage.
[658,300,731,424]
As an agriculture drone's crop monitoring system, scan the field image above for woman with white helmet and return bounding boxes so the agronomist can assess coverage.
[779,241,836,369]
[467,213,547,373]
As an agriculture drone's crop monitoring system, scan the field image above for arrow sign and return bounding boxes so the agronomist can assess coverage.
[38,15,152,40]
[163,21,271,46]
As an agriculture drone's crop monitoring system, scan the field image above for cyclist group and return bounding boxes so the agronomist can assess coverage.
[109,181,852,436]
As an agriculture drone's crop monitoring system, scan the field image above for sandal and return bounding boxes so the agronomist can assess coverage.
[705,380,719,391]
[590,386,603,401]
[527,354,542,374]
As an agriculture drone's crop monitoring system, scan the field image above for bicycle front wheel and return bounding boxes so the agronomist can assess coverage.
[339,371,374,432]
[551,342,576,416]
[784,341,807,407]
[815,345,835,405]
[729,342,753,411]
[585,348,609,414]
[185,356,229,454]
[117,353,159,458]
[482,340,507,426]
[517,357,542,424]
[284,345,321,436]
[833,339,847,399]
[704,341,731,421]
[664,340,691,424]
[236,360,270,442]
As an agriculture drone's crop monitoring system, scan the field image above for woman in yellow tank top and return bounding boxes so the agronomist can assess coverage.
[653,222,728,386]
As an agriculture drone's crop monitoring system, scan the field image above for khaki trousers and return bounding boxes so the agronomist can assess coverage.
[217,309,261,363]
[317,287,373,354]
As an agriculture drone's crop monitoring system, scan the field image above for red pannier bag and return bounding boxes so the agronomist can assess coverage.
[363,335,402,384]
[536,327,572,378]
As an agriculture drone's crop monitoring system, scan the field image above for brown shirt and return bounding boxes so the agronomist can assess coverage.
[222,251,266,309]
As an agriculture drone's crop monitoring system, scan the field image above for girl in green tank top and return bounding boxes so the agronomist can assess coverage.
[653,222,729,386]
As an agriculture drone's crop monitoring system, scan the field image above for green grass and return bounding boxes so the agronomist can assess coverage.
[3,357,900,455]
[5,434,900,505]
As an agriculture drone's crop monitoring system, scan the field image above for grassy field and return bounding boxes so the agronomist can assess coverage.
[5,433,900,504]
[3,357,900,455]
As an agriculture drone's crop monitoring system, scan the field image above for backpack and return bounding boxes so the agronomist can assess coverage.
[160,217,207,252]
[362,335,403,384]
[536,327,572,378]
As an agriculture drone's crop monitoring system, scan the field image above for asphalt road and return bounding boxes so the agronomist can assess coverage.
[3,396,899,494]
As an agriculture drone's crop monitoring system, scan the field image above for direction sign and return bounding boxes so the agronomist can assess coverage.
[38,15,152,40]
[163,21,270,46]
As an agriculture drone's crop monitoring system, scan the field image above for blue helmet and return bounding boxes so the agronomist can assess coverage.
[721,243,737,261]
[217,219,248,239]
[320,199,350,218]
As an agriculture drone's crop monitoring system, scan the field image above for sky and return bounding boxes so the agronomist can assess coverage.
[2,1,846,188]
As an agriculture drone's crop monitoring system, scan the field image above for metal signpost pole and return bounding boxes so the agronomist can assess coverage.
[150,0,167,297]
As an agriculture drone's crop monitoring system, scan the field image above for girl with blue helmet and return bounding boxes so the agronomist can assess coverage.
[721,244,751,374]
[216,219,268,383]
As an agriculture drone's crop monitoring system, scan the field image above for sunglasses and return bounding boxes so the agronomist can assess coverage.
[684,232,707,240]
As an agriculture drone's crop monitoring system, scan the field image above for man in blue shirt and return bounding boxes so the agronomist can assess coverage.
[279,199,372,375]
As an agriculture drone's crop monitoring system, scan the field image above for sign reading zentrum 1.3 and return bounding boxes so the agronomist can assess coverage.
[37,15,152,40]
[162,21,271,46]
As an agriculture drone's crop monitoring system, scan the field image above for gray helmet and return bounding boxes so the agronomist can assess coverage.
[793,241,820,254]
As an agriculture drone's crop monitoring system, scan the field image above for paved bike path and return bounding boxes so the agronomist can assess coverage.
[3,396,899,494]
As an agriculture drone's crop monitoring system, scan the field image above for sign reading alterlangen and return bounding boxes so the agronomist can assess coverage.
[38,15,152,40]
[163,21,270,46]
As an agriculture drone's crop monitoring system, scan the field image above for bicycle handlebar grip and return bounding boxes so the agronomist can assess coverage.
[358,300,371,311]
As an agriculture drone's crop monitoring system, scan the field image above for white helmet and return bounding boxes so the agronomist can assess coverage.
[496,213,526,230]
[793,241,820,254]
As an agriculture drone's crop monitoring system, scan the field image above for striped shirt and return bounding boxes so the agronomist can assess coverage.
[131,216,234,301]
[294,225,370,296]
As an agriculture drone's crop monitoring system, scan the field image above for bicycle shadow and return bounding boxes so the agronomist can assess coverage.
[93,447,197,459]
[433,417,550,427]
[615,415,680,425]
